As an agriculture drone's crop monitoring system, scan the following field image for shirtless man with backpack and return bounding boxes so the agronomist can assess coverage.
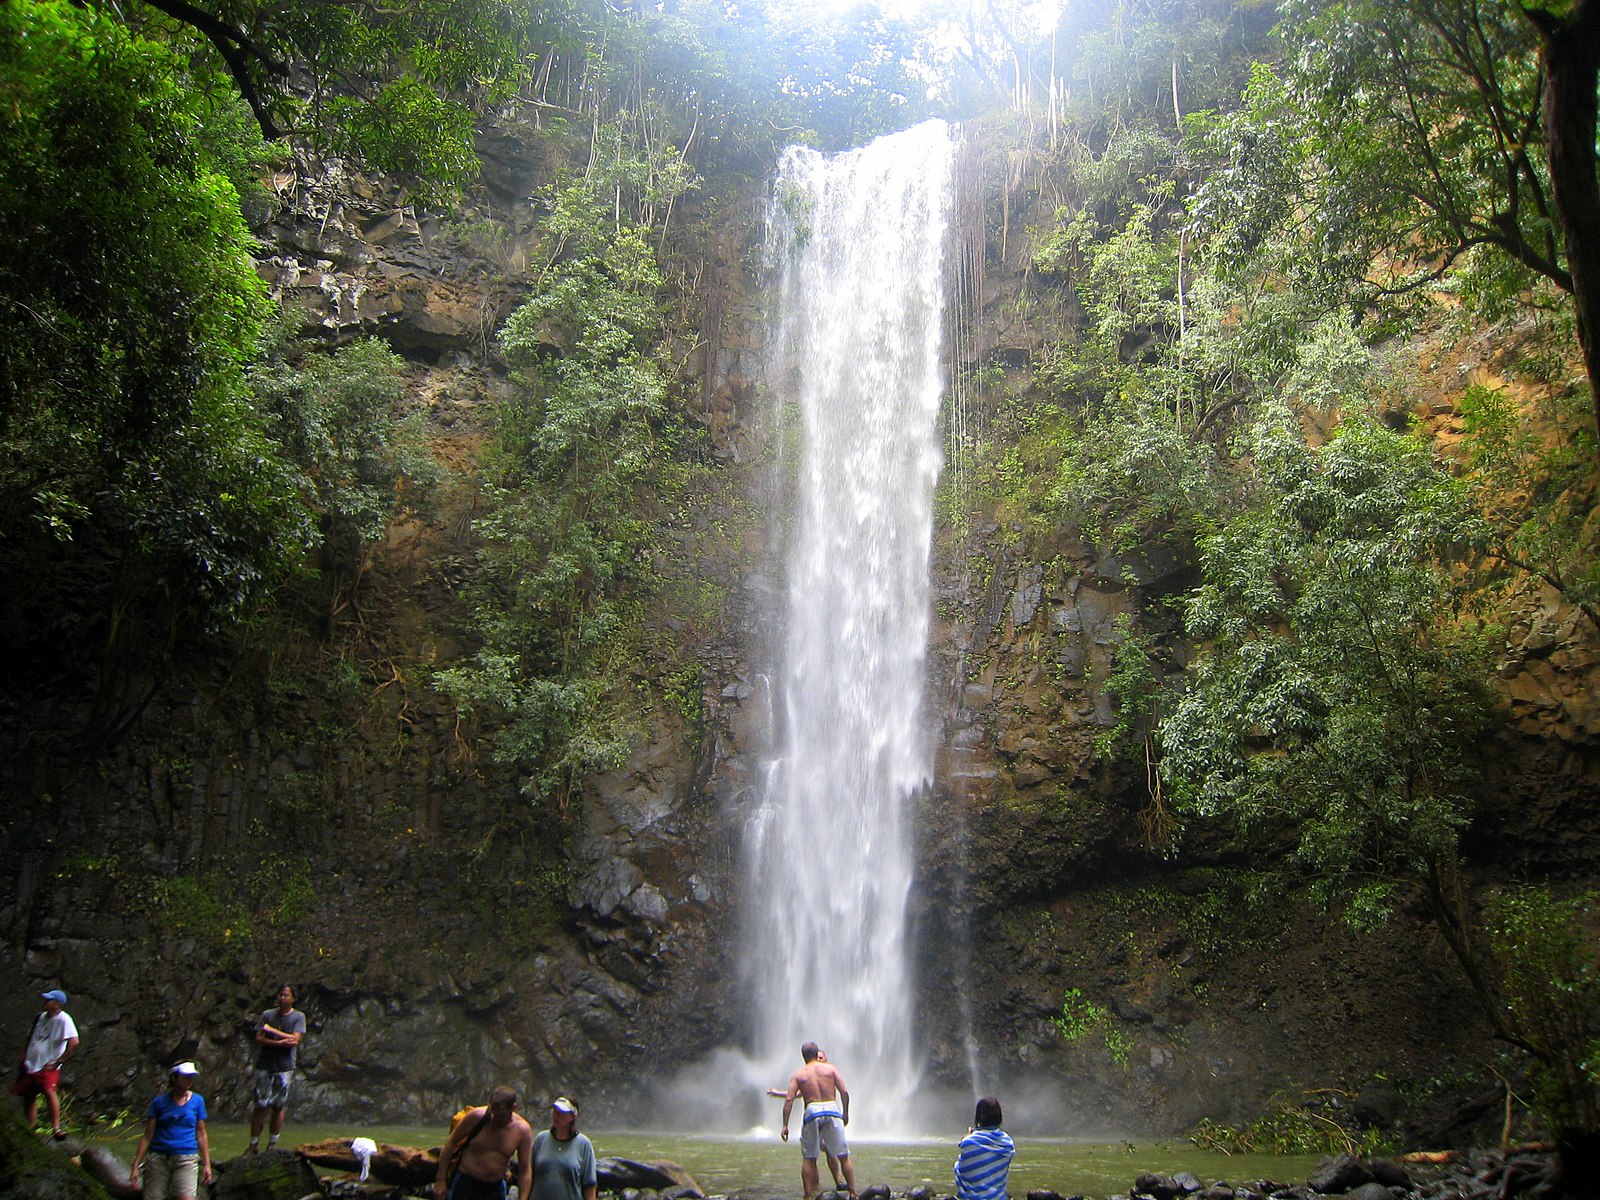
[434,1086,534,1200]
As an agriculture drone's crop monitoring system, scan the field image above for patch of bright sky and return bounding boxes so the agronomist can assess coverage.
[771,0,1068,37]
[791,0,1063,37]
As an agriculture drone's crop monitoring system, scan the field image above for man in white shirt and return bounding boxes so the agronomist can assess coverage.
[12,989,79,1139]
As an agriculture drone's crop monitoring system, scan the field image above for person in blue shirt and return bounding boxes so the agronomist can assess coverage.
[130,1062,213,1200]
[954,1096,1014,1200]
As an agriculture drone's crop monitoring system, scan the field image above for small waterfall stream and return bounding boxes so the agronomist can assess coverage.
[741,120,955,1135]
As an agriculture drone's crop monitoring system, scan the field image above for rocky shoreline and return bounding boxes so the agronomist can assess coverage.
[51,1136,1561,1200]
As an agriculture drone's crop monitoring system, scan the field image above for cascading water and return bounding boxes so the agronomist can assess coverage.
[741,119,955,1135]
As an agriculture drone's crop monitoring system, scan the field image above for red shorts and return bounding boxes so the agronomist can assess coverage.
[10,1067,60,1099]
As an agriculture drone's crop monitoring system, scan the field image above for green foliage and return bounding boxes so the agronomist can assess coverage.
[1160,415,1496,922]
[1189,1091,1388,1155]
[1458,381,1600,626]
[151,875,253,941]
[121,0,543,196]
[252,324,438,621]
[329,79,481,205]
[0,0,314,621]
[1051,987,1132,1067]
[1486,888,1600,1141]
[1192,0,1560,317]
[442,155,676,808]
[1050,0,1274,132]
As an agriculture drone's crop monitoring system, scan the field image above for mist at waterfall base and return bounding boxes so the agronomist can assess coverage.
[642,123,1098,1143]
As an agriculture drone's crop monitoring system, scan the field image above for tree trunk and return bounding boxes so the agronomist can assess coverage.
[1532,0,1600,461]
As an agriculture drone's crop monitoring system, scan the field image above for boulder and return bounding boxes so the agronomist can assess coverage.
[1363,1158,1410,1188]
[210,1149,321,1200]
[857,1186,891,1200]
[1305,1155,1370,1194]
[1132,1174,1182,1199]
[595,1157,703,1195]
[1341,1187,1391,1200]
[0,1106,108,1200]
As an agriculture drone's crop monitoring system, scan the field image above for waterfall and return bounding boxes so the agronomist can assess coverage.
[742,119,954,1135]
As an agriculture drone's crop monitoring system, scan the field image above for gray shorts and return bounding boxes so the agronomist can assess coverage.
[253,1069,293,1109]
[142,1152,199,1199]
[800,1103,848,1161]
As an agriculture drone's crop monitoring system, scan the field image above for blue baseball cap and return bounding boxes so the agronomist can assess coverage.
[41,990,67,1005]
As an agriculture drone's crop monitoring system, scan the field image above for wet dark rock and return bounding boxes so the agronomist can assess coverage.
[1340,1186,1392,1200]
[324,1183,406,1200]
[1307,1156,1371,1194]
[859,1185,892,1200]
[1132,1174,1183,1199]
[0,1107,107,1200]
[596,1158,702,1195]
[1352,1086,1403,1131]
[210,1148,321,1200]
[1365,1159,1410,1188]
[1027,1189,1066,1200]
[905,1186,938,1200]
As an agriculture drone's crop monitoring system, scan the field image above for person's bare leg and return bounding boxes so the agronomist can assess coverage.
[22,1096,38,1130]
[271,1107,286,1135]
[801,1157,820,1200]
[840,1154,856,1199]
[826,1152,843,1190]
[44,1087,62,1135]
[247,1104,266,1152]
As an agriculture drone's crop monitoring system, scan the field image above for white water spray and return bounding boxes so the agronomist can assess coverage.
[741,120,955,1135]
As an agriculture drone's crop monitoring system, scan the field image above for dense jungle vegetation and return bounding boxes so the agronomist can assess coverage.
[2,0,1599,1181]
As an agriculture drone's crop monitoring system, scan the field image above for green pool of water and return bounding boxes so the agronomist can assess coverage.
[94,1123,1325,1198]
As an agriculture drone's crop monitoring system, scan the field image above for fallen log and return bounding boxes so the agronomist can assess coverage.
[296,1141,704,1196]
[79,1144,141,1200]
[298,1138,441,1186]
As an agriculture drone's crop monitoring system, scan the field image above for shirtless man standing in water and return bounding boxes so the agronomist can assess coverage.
[434,1086,534,1200]
[781,1043,856,1200]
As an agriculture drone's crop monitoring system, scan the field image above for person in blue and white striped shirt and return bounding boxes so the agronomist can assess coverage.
[954,1096,1014,1200]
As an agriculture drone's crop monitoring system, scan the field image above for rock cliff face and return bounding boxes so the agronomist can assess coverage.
[1,113,1596,1140]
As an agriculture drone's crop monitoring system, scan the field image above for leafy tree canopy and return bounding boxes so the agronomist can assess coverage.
[0,0,313,621]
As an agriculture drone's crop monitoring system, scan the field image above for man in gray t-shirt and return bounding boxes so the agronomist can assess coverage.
[246,984,305,1154]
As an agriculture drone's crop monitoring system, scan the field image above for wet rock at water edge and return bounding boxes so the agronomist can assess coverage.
[1132,1172,1204,1198]
[1304,1153,1411,1195]
[210,1148,321,1200]
[324,1182,407,1200]
[596,1157,704,1195]
[858,1185,892,1200]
